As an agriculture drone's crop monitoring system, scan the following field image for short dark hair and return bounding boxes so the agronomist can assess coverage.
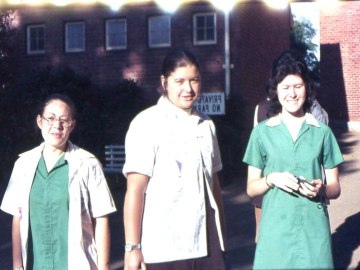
[39,93,77,119]
[266,50,313,116]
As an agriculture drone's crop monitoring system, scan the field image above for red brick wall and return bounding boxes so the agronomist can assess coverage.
[231,1,291,130]
[8,1,291,176]
[11,1,290,127]
[11,1,289,98]
[226,2,290,173]
[320,1,360,124]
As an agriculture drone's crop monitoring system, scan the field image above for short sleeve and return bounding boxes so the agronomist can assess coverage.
[1,160,23,216]
[87,159,117,218]
[323,128,344,169]
[243,128,265,170]
[209,120,222,173]
[122,111,158,178]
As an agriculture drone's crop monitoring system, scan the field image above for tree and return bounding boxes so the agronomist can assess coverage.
[290,16,320,81]
[0,63,150,183]
[0,9,15,93]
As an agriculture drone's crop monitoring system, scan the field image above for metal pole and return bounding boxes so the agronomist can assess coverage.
[224,10,231,99]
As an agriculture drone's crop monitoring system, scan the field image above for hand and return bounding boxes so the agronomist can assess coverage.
[124,250,146,270]
[266,172,300,193]
[298,178,322,199]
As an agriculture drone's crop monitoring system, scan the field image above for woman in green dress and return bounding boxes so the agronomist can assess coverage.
[243,50,343,269]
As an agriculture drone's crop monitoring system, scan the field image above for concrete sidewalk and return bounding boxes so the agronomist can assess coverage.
[0,130,359,269]
[329,130,360,269]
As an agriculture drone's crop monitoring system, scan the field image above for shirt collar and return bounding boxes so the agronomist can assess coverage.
[266,113,320,127]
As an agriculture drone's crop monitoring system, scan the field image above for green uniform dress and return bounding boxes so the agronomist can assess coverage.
[243,114,343,269]
[28,154,69,270]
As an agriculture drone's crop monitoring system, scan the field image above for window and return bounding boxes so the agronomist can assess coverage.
[106,18,127,50]
[27,24,45,55]
[65,22,85,52]
[148,15,171,48]
[193,13,216,45]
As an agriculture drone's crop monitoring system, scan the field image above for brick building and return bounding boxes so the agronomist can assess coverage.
[320,1,360,131]
[4,1,360,129]
[7,0,291,122]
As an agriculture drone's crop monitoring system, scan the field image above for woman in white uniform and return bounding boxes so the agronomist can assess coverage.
[123,49,226,270]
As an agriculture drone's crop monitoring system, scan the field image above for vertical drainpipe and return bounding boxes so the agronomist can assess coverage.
[224,9,231,100]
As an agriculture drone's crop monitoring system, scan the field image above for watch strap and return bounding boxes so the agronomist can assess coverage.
[125,243,141,252]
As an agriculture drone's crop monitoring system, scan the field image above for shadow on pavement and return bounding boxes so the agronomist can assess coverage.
[332,211,360,270]
[332,130,360,270]
[107,176,126,270]
[221,177,256,270]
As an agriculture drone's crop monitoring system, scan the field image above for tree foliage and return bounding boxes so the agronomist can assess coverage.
[290,16,320,81]
[0,9,16,92]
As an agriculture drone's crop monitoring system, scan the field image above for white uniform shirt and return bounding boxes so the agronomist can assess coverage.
[123,96,224,263]
[1,142,117,270]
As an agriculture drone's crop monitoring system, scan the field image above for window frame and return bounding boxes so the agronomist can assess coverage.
[193,12,217,45]
[26,24,45,55]
[148,15,171,48]
[105,18,127,51]
[65,21,85,53]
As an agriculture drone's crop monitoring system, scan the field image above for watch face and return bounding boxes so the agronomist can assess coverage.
[125,244,132,252]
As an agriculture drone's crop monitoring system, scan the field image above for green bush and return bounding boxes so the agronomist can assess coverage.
[0,64,150,183]
[0,10,16,93]
[101,79,150,146]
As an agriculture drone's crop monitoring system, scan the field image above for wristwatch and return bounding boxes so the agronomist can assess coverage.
[124,243,141,252]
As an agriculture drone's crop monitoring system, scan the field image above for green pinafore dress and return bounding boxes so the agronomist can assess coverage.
[243,116,343,269]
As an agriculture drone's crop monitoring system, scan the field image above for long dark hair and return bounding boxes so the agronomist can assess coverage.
[266,50,313,117]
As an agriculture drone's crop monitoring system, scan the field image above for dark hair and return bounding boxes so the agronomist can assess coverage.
[266,50,313,116]
[39,93,77,119]
[161,49,200,78]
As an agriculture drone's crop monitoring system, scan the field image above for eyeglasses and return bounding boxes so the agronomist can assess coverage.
[41,115,73,128]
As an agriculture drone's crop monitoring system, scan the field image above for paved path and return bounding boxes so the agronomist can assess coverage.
[329,130,360,269]
[0,130,359,269]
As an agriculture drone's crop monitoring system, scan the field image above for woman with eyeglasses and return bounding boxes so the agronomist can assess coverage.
[243,50,344,269]
[1,93,116,270]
